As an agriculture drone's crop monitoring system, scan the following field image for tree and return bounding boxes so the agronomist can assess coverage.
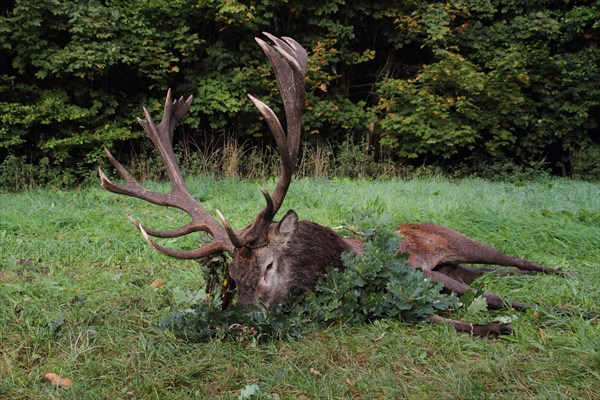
[1,0,598,184]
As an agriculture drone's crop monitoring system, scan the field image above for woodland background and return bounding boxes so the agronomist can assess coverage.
[1,0,599,187]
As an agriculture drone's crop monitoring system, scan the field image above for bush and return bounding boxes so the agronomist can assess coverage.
[0,154,78,191]
[2,0,598,182]
[160,228,458,343]
[571,143,600,181]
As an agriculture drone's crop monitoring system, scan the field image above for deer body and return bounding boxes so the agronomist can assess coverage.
[99,34,573,336]
[229,214,563,309]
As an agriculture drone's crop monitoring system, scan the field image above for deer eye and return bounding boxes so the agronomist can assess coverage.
[263,262,274,277]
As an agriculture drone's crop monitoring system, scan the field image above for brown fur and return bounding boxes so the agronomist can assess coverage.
[228,212,571,335]
[397,223,562,275]
[229,212,353,307]
[285,221,353,290]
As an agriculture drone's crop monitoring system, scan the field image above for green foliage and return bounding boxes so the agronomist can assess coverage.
[315,230,458,322]
[160,227,458,343]
[0,154,79,190]
[0,0,203,177]
[376,0,600,170]
[571,143,600,180]
[1,0,599,182]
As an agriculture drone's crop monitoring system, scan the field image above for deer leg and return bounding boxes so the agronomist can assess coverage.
[423,270,531,312]
[427,269,596,320]
[435,263,535,285]
[500,257,568,275]
[429,314,512,337]
[467,246,568,275]
[434,263,487,284]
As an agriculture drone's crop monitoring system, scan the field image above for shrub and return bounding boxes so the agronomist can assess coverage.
[160,228,458,343]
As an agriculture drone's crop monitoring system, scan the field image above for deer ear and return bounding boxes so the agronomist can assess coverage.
[278,210,298,236]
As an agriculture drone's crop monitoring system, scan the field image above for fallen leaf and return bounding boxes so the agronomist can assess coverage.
[44,372,73,389]
[466,295,489,314]
[239,383,260,399]
[346,378,355,386]
[150,278,165,289]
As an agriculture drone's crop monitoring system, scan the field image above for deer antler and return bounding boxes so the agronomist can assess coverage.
[98,89,234,258]
[100,33,308,257]
[220,33,308,247]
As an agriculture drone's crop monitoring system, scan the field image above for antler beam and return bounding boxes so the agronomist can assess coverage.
[219,33,308,247]
[100,33,309,257]
[99,89,234,258]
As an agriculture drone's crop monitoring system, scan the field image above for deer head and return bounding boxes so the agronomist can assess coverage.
[226,210,298,306]
[228,210,356,306]
[98,33,351,307]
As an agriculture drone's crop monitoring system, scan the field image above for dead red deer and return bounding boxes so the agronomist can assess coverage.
[99,33,570,336]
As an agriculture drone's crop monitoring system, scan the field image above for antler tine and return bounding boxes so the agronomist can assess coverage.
[247,94,293,174]
[99,89,233,258]
[216,210,244,249]
[262,33,308,163]
[217,33,308,247]
[137,89,191,189]
[125,214,209,240]
[139,224,233,259]
[249,34,307,225]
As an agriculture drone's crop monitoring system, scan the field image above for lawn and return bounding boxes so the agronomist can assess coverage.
[1,176,599,399]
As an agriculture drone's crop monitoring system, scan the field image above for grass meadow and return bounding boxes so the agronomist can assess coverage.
[1,176,599,399]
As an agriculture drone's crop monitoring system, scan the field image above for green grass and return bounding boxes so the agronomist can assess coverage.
[1,176,599,399]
